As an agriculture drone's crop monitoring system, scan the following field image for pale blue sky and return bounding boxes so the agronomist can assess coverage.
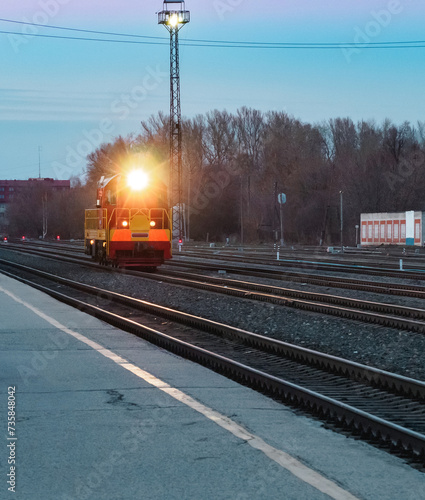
[1,0,425,180]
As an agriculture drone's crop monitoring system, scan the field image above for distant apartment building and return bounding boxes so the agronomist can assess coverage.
[0,178,70,232]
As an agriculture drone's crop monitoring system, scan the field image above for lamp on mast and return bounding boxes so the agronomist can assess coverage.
[158,1,190,244]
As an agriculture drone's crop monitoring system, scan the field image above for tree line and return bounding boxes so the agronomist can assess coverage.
[5,177,91,240]
[7,109,425,245]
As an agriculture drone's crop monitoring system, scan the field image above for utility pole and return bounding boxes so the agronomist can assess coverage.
[38,146,42,178]
[158,1,190,244]
[240,175,244,245]
[273,181,279,241]
[278,193,286,246]
[340,190,343,252]
[42,192,48,239]
[38,146,47,238]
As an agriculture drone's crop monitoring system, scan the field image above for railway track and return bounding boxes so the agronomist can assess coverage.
[2,245,425,334]
[5,240,425,293]
[165,259,425,297]
[0,259,424,468]
[156,270,425,333]
[172,249,425,279]
[6,239,425,277]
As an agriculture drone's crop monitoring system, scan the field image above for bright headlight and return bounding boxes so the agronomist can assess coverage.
[127,170,149,191]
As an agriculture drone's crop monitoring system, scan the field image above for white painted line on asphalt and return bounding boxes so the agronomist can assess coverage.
[2,285,361,500]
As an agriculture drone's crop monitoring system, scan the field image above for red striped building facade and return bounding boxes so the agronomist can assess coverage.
[360,211,424,246]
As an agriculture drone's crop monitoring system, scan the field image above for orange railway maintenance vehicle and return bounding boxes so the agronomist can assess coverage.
[84,170,172,269]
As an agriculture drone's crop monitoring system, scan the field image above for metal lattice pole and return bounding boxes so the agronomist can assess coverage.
[158,2,190,244]
[170,26,182,241]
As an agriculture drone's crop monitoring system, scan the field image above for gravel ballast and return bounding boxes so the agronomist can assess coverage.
[1,247,424,382]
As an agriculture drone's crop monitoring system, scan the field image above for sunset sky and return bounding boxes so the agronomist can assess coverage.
[1,0,425,180]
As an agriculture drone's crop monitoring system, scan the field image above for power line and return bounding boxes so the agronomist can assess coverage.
[1,17,422,46]
[0,29,169,46]
[0,18,166,41]
[1,18,425,49]
[2,29,425,49]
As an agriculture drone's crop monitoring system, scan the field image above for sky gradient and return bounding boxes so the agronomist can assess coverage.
[1,0,425,180]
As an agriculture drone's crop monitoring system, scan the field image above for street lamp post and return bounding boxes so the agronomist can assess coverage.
[278,193,286,246]
[158,1,190,245]
[340,190,343,252]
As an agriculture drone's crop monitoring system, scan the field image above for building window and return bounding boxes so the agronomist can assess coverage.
[9,187,14,192]
[0,187,4,191]
[0,195,4,199]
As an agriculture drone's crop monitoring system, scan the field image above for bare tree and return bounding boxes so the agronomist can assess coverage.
[77,109,425,246]
[85,136,133,185]
[183,115,206,239]
[203,110,236,166]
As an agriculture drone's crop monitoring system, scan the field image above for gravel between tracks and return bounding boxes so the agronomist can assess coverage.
[1,247,424,382]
